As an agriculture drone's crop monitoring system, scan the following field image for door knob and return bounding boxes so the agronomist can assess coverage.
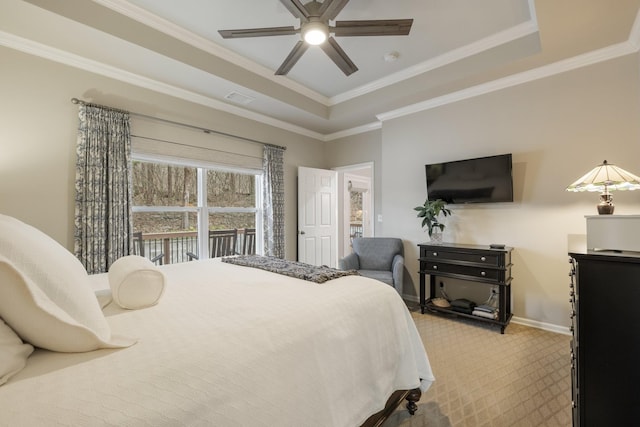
[299,231,306,235]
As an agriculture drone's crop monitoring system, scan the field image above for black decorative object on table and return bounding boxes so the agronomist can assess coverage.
[418,243,513,334]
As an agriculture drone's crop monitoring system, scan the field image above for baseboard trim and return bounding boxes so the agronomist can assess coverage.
[511,316,571,335]
[403,294,419,303]
[402,294,571,335]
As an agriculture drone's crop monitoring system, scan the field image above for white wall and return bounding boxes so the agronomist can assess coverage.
[3,31,640,330]
[386,53,640,328]
[325,129,383,230]
[0,46,327,260]
[331,53,640,329]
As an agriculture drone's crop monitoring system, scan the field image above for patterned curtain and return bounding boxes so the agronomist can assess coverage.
[262,144,285,258]
[74,104,133,274]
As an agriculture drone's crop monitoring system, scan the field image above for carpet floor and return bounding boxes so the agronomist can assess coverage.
[382,304,572,427]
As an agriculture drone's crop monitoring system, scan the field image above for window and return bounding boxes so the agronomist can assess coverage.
[132,157,261,264]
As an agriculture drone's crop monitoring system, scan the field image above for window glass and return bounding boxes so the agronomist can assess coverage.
[131,159,260,264]
[132,212,198,264]
[207,170,255,208]
[132,162,197,207]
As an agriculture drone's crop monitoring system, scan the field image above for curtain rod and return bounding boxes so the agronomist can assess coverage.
[70,98,285,151]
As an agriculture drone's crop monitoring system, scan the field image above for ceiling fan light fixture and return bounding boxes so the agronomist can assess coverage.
[218,0,413,76]
[302,21,328,45]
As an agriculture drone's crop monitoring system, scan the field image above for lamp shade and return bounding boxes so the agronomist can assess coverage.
[566,160,640,192]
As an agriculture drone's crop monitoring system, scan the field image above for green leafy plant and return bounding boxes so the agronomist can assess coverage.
[414,198,452,236]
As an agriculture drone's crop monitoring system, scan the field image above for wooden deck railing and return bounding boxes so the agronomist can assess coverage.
[350,222,363,241]
[135,228,255,264]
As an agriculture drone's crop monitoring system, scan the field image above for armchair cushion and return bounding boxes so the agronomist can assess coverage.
[358,270,394,286]
[340,238,404,294]
[353,238,403,271]
[338,252,359,271]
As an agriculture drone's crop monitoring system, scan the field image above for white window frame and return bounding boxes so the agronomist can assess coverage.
[132,153,263,260]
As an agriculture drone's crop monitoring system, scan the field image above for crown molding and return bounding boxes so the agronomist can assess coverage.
[323,121,381,141]
[93,0,330,106]
[629,7,640,51]
[329,19,539,106]
[0,30,325,141]
[526,0,539,29]
[3,1,640,143]
[96,0,541,109]
[376,40,637,123]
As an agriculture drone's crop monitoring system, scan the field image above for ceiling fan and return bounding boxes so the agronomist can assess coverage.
[218,0,413,76]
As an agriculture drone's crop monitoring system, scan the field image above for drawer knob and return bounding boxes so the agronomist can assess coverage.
[433,252,438,257]
[480,256,486,262]
[432,265,438,270]
[480,271,486,276]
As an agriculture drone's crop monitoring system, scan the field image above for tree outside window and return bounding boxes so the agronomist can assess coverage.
[132,159,260,264]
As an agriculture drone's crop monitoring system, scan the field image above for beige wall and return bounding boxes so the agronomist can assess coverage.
[4,39,640,329]
[325,129,383,230]
[0,46,326,260]
[330,53,640,329]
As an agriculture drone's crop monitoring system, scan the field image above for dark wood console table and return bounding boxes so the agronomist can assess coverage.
[418,243,513,334]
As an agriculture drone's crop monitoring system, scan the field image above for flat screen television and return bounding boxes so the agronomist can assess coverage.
[425,153,514,204]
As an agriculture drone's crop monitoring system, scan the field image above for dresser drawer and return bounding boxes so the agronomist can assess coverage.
[424,261,509,282]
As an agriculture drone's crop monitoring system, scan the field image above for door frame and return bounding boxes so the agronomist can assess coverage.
[333,162,375,260]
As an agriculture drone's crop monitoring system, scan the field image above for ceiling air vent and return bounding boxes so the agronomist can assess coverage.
[224,91,255,105]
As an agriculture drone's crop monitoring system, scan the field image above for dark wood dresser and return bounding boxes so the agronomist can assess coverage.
[568,250,640,426]
[419,243,513,333]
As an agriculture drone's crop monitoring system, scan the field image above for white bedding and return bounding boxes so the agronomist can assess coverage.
[0,258,434,427]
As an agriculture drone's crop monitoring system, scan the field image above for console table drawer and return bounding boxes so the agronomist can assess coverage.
[424,249,501,267]
[424,261,509,282]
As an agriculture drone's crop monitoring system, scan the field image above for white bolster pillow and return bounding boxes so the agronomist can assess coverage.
[108,256,166,310]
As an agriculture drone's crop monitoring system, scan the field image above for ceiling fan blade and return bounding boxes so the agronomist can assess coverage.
[333,19,413,36]
[318,0,350,21]
[279,0,310,21]
[219,26,298,39]
[275,41,309,75]
[319,37,358,76]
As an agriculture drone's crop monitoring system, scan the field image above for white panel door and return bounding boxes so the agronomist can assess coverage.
[297,166,338,267]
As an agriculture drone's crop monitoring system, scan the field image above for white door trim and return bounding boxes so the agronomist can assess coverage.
[333,162,374,260]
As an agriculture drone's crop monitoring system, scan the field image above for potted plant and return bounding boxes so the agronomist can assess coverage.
[414,198,452,243]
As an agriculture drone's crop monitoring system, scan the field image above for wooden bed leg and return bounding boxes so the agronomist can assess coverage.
[405,388,421,415]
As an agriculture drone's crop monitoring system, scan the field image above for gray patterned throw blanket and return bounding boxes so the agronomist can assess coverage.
[221,255,359,283]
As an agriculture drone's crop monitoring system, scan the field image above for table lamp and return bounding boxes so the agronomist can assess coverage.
[566,160,640,214]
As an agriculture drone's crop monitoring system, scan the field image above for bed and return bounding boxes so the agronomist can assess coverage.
[0,214,434,426]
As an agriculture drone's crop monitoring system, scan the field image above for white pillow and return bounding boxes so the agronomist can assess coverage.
[0,317,34,386]
[109,255,166,309]
[0,214,135,352]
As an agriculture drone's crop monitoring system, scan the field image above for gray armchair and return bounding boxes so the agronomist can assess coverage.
[339,237,404,295]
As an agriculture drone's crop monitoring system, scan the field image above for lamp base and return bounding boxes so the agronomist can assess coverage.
[597,193,614,215]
